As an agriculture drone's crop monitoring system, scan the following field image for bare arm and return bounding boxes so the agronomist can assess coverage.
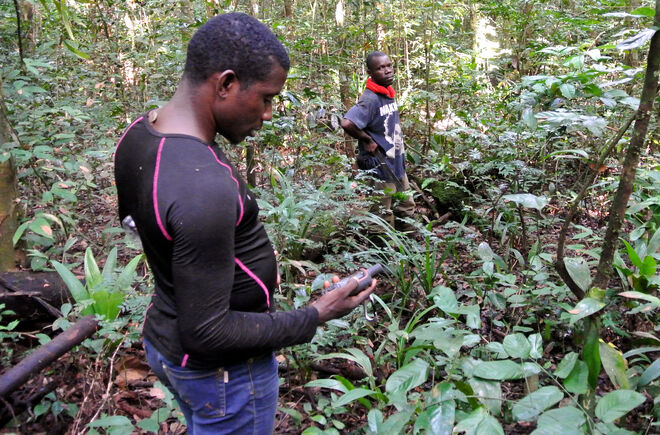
[340,118,377,153]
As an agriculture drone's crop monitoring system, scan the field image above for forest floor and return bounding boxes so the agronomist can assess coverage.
[0,185,655,434]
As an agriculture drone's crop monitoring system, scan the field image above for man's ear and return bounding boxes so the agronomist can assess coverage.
[214,70,239,98]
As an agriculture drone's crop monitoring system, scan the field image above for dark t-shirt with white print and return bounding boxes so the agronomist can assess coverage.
[344,89,406,180]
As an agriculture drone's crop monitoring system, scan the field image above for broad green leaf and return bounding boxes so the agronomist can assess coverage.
[640,255,657,277]
[87,415,133,427]
[559,83,576,99]
[332,388,376,408]
[522,107,537,129]
[631,6,655,17]
[512,386,564,421]
[29,217,53,239]
[564,360,589,394]
[639,358,660,386]
[599,341,629,389]
[568,297,606,322]
[534,406,585,434]
[529,334,543,359]
[454,407,488,434]
[476,414,505,435]
[622,240,643,268]
[431,285,458,312]
[414,399,455,435]
[595,390,646,423]
[616,28,655,51]
[469,379,501,415]
[473,360,533,380]
[51,260,89,305]
[584,322,601,389]
[12,222,28,246]
[379,407,414,434]
[563,258,592,292]
[385,358,429,393]
[92,290,123,320]
[619,291,660,308]
[304,379,349,394]
[647,226,660,255]
[502,193,548,211]
[84,247,103,291]
[503,333,532,359]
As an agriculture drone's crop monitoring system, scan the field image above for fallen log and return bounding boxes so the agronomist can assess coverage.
[0,315,98,399]
[0,271,71,325]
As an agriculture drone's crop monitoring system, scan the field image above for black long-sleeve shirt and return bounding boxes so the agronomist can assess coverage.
[114,113,318,369]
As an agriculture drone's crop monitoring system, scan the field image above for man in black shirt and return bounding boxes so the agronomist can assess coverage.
[114,13,374,434]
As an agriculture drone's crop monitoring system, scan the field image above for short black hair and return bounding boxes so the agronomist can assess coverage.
[366,51,388,70]
[183,13,290,87]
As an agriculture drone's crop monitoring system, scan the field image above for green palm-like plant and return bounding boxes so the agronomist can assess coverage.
[51,247,143,320]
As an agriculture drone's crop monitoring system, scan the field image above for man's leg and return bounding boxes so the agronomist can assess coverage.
[393,173,416,232]
[369,178,395,228]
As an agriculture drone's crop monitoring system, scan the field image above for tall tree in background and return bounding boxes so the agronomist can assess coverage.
[0,78,19,272]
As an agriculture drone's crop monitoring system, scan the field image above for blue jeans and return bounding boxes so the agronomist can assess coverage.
[143,338,279,434]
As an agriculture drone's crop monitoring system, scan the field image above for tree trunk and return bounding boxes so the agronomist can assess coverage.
[0,79,19,272]
[592,3,660,289]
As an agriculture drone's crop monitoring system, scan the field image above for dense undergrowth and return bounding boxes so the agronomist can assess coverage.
[0,0,659,434]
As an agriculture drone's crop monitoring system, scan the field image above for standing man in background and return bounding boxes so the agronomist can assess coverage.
[341,51,416,233]
[114,13,374,434]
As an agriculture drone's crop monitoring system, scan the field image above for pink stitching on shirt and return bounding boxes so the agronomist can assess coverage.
[234,258,270,308]
[154,138,173,241]
[206,146,244,227]
[113,116,144,163]
[181,354,189,367]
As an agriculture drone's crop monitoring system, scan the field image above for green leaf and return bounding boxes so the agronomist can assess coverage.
[101,247,118,282]
[631,7,656,17]
[84,248,103,291]
[559,83,576,99]
[63,39,89,60]
[584,321,601,389]
[563,258,592,292]
[535,406,586,434]
[28,217,53,240]
[87,415,132,427]
[332,388,376,408]
[12,222,28,246]
[469,379,501,415]
[51,260,89,305]
[92,290,123,320]
[512,386,564,421]
[563,360,589,394]
[619,291,660,308]
[319,350,372,378]
[115,254,143,292]
[522,107,537,129]
[529,334,543,359]
[599,340,629,389]
[502,193,548,211]
[379,407,414,434]
[385,358,429,394]
[473,360,532,380]
[568,297,605,322]
[622,240,643,268]
[595,390,646,423]
[305,379,349,393]
[639,358,660,386]
[454,408,504,435]
[503,333,532,359]
[640,255,657,277]
[415,399,455,435]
